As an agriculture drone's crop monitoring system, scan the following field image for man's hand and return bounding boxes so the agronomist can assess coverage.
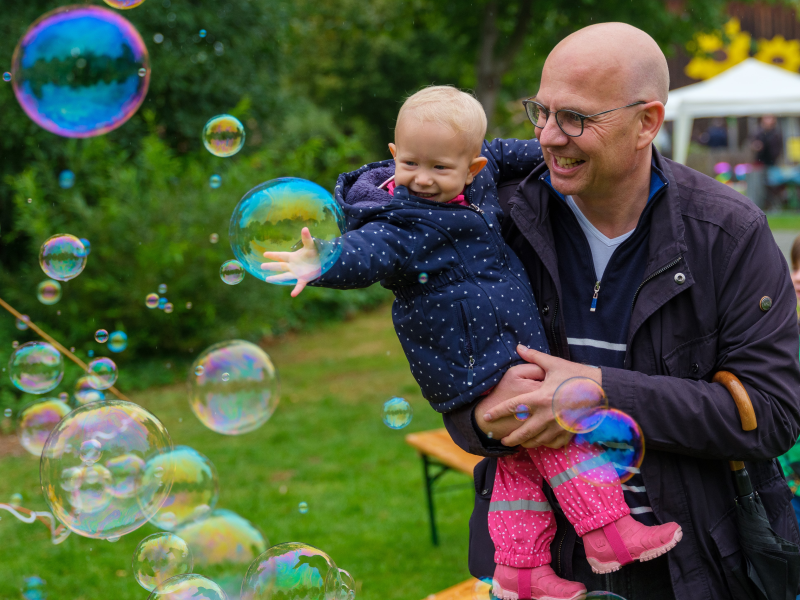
[481,345,601,449]
[261,227,322,297]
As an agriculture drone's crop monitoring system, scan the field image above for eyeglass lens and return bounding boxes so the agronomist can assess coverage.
[527,103,584,136]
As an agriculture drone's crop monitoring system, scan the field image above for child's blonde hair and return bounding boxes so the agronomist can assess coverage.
[397,85,487,152]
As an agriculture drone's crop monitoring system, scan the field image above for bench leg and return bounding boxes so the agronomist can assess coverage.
[422,454,439,546]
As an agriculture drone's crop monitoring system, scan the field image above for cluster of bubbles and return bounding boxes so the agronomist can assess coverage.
[229,178,346,287]
[382,397,412,430]
[203,115,246,158]
[40,400,175,539]
[37,280,62,305]
[188,341,279,435]
[39,234,87,281]
[549,377,644,487]
[145,292,174,313]
[11,6,149,138]
[220,260,245,285]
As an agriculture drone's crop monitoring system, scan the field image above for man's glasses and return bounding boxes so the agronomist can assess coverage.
[522,99,646,137]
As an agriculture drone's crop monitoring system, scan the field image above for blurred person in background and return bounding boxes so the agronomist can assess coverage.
[700,118,728,148]
[753,115,784,210]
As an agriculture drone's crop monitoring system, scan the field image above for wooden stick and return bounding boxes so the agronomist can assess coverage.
[0,295,130,402]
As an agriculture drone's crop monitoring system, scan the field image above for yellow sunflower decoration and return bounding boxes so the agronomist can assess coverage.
[685,18,751,81]
[754,35,800,72]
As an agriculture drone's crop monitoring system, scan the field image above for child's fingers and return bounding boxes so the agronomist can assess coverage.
[260,262,290,272]
[301,227,315,249]
[263,251,292,261]
[264,272,299,284]
[290,280,308,297]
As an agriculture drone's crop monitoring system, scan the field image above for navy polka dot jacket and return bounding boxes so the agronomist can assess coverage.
[311,138,549,412]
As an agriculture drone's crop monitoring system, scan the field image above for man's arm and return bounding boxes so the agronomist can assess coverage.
[481,138,543,185]
[481,215,800,461]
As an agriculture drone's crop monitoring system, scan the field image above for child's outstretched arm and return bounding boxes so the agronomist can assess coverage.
[261,218,419,296]
[481,138,544,186]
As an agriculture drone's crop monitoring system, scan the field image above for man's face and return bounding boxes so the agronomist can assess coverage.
[534,58,644,199]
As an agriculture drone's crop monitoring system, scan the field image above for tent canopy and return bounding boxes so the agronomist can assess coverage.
[664,58,800,164]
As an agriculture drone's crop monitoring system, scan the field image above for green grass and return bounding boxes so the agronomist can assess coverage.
[767,212,800,231]
[0,305,475,600]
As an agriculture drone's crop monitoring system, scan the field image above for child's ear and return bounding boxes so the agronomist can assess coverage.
[388,143,397,158]
[465,156,489,184]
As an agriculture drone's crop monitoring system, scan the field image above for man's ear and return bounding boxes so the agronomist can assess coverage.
[466,156,489,184]
[388,143,397,158]
[637,102,666,151]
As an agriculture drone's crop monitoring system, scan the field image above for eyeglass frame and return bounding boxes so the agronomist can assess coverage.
[521,98,647,137]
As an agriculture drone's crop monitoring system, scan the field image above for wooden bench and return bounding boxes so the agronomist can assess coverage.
[420,577,485,600]
[405,428,483,545]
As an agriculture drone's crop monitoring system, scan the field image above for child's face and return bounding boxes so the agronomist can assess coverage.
[389,118,487,203]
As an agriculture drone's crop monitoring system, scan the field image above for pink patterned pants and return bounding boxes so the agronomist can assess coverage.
[489,443,630,568]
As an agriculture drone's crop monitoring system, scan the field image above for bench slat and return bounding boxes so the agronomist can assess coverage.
[405,428,482,476]
[420,577,482,600]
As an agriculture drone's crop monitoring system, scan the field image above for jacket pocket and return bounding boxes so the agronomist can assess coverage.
[709,507,761,599]
[662,328,719,379]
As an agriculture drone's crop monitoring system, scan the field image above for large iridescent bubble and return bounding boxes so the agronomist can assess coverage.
[39,234,87,281]
[240,542,337,600]
[176,509,267,599]
[149,446,219,530]
[8,341,64,394]
[40,400,174,539]
[18,398,72,456]
[229,178,345,286]
[188,341,279,435]
[11,5,150,137]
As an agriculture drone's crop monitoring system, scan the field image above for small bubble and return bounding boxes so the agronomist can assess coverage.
[59,392,68,402]
[298,501,308,514]
[70,347,75,353]
[95,329,109,343]
[487,431,494,439]
[145,293,159,309]
[186,302,192,309]
[154,466,164,478]
[27,198,32,203]
[221,372,230,382]
[138,68,147,77]
[12,341,19,348]
[164,303,174,314]
[199,29,207,38]
[88,350,94,358]
[79,439,102,465]
[154,33,164,44]
[10,493,22,506]
[418,272,429,284]
[4,408,11,418]
[195,365,205,376]
[213,42,224,56]
[158,284,167,294]
[3,72,11,82]
[210,233,219,244]
[209,174,222,189]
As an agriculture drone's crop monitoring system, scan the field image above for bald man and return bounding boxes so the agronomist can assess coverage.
[443,23,800,599]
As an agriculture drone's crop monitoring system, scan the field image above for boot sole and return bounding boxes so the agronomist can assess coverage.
[492,582,586,600]
[587,526,683,575]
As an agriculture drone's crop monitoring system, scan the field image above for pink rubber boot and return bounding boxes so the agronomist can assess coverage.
[492,564,587,600]
[582,515,683,574]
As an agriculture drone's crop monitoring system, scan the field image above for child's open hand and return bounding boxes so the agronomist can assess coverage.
[261,227,322,297]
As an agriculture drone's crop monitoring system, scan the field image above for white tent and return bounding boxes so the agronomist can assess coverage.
[665,58,800,164]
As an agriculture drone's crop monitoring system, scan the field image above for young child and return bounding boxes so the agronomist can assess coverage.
[261,86,682,600]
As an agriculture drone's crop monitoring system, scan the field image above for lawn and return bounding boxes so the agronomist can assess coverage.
[0,304,476,600]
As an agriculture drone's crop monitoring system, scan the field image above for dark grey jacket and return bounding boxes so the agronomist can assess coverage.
[444,148,800,599]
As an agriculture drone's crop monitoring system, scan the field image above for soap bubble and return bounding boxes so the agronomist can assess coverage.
[298,502,308,515]
[21,575,46,600]
[199,29,207,38]
[418,272,428,284]
[9,341,64,394]
[210,233,219,244]
[514,405,530,421]
[11,5,150,137]
[188,341,279,435]
[17,398,72,456]
[95,329,109,343]
[133,532,193,591]
[159,297,167,310]
[553,377,608,434]
[230,178,346,286]
[147,574,226,600]
[241,542,337,600]
[58,170,75,189]
[164,303,174,314]
[4,408,12,417]
[59,392,69,401]
[210,175,222,189]
[10,492,23,506]
[37,280,62,305]
[146,294,159,309]
[3,72,11,82]
[220,260,245,285]
[150,446,219,530]
[103,0,148,9]
[80,238,91,255]
[194,366,205,376]
[80,438,102,464]
[565,408,644,488]
[12,342,19,349]
[16,315,30,330]
[176,509,267,599]
[158,283,167,294]
[40,400,174,539]
[325,568,356,600]
[382,397,412,430]
[74,375,105,404]
[202,115,245,157]
[87,357,118,390]
[39,234,87,281]
[108,331,128,353]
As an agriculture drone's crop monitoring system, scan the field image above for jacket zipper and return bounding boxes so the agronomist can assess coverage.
[550,296,560,356]
[590,281,600,312]
[459,304,475,385]
[630,257,683,313]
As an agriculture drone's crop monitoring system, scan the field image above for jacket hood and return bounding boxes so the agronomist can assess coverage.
[337,161,396,208]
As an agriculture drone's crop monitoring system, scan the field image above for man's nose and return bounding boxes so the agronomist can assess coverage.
[537,116,569,148]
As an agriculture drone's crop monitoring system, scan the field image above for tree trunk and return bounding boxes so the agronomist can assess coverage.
[475,0,534,130]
